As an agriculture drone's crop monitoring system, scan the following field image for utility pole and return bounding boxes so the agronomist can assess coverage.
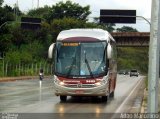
[32,0,34,9]
[16,0,18,21]
[14,3,17,21]
[37,0,39,8]
[14,0,19,21]
[148,0,160,113]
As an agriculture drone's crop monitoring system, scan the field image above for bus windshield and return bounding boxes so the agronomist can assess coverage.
[55,41,107,78]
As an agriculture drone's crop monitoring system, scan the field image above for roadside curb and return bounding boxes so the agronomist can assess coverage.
[140,88,148,113]
[140,81,160,113]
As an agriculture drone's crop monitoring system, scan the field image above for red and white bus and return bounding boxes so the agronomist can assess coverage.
[48,29,117,102]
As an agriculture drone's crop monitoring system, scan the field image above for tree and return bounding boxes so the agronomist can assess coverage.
[0,5,15,26]
[12,5,23,17]
[50,17,86,41]
[93,17,115,32]
[84,22,107,30]
[0,33,12,52]
[0,0,3,6]
[27,5,51,20]
[46,1,91,23]
[0,4,15,53]
[50,17,111,42]
[116,26,138,32]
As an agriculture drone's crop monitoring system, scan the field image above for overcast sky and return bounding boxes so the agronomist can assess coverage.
[3,0,152,32]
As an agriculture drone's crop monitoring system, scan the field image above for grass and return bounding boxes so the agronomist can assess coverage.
[145,77,148,90]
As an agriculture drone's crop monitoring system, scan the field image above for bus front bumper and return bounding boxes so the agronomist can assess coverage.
[53,83,109,96]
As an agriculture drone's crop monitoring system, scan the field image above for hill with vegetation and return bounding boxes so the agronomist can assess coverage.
[117,47,148,74]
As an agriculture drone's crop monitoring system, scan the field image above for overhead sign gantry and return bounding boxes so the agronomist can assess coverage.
[100,9,136,24]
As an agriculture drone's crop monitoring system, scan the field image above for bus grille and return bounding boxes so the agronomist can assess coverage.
[64,84,95,88]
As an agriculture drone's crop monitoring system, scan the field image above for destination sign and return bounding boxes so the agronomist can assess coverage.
[62,43,79,46]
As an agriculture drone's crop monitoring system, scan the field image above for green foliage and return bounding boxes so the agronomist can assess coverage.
[46,0,91,23]
[145,77,148,90]
[93,17,115,32]
[116,26,138,32]
[0,34,12,52]
[117,47,149,74]
[20,51,33,64]
[84,22,107,29]
[50,17,86,39]
[0,5,15,26]
[27,5,51,19]
[105,23,115,32]
[0,0,3,6]
[5,50,21,64]
[7,69,19,76]
[50,17,111,40]
[0,62,3,76]
[21,41,44,61]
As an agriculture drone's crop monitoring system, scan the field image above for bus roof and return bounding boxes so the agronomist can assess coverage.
[57,29,115,42]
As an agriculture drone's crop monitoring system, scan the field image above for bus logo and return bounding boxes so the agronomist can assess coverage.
[77,83,82,88]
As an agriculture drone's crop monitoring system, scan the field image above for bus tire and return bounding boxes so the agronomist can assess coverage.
[102,96,108,102]
[110,91,114,98]
[60,96,67,102]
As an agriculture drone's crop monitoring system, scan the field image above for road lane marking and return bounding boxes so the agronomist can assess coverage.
[111,78,143,119]
[116,78,142,112]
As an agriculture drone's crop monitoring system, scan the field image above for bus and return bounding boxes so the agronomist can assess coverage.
[48,29,117,102]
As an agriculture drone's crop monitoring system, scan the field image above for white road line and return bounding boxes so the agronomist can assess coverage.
[111,78,143,119]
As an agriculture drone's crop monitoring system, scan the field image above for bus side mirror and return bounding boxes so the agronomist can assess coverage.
[48,43,55,58]
[107,43,112,59]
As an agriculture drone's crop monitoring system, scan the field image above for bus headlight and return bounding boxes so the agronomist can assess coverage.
[95,76,108,86]
[53,75,65,86]
[59,81,65,86]
[95,82,101,86]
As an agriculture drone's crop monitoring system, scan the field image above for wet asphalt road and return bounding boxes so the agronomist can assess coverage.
[0,75,144,119]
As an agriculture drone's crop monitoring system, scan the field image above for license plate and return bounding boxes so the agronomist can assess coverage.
[75,90,84,94]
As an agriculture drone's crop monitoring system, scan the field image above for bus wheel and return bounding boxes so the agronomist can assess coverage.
[60,96,67,102]
[102,96,108,102]
[110,91,114,98]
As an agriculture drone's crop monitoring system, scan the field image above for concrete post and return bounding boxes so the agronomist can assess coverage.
[148,0,160,113]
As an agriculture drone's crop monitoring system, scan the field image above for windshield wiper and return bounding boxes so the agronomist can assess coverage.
[66,48,78,78]
[102,45,107,62]
[102,45,108,74]
[84,51,94,78]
